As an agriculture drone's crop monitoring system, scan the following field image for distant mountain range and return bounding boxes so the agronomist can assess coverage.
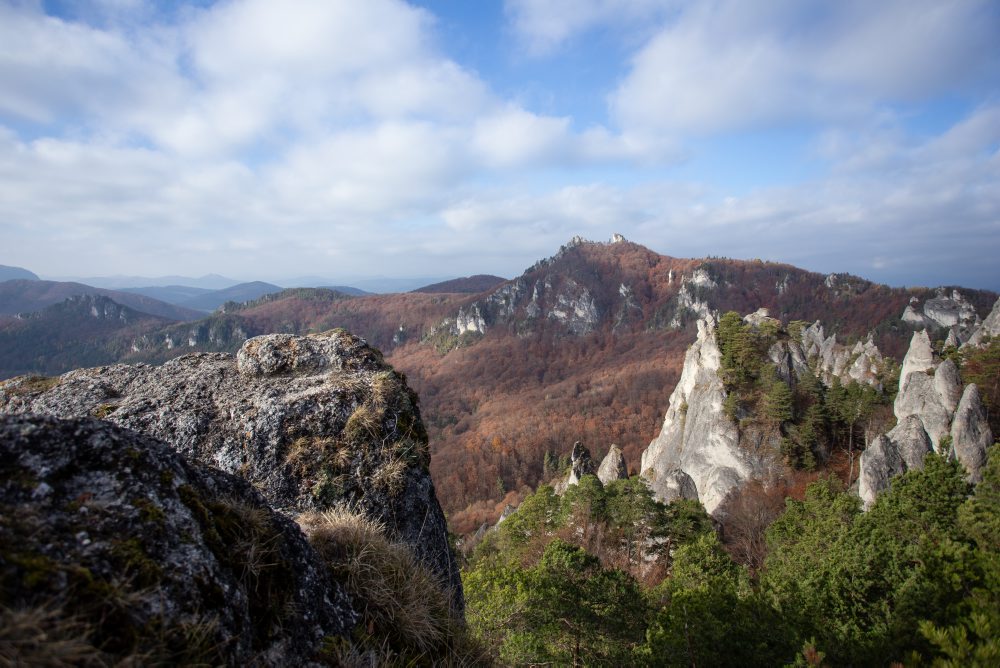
[0,265,39,281]
[411,274,508,294]
[122,281,284,312]
[0,279,205,321]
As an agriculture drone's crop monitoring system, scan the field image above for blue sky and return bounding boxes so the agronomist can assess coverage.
[1,0,998,289]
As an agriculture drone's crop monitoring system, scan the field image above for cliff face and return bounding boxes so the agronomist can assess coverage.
[0,414,354,665]
[640,314,766,513]
[0,329,461,611]
[858,330,994,508]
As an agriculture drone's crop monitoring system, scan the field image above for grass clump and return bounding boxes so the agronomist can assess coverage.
[2,375,62,397]
[299,508,484,665]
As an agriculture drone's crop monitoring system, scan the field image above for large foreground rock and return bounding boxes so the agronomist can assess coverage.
[0,329,462,611]
[0,414,354,665]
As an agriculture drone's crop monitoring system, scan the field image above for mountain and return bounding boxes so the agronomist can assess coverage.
[174,281,284,312]
[412,274,508,294]
[0,265,38,281]
[0,294,173,378]
[55,273,240,290]
[316,285,371,296]
[0,279,206,321]
[119,284,214,304]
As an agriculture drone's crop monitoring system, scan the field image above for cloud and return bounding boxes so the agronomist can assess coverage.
[504,0,673,54]
[610,0,1000,134]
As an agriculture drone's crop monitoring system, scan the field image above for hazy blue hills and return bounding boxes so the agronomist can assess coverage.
[125,281,284,312]
[0,280,205,322]
[0,265,39,281]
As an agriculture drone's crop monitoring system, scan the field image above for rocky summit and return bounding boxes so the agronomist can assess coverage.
[0,329,462,611]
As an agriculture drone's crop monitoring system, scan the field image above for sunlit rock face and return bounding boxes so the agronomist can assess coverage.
[859,331,993,508]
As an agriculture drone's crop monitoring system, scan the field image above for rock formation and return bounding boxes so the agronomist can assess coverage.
[0,414,354,665]
[901,289,982,341]
[554,441,597,493]
[0,329,462,611]
[597,444,628,485]
[858,331,993,507]
[640,314,772,513]
[964,296,1000,348]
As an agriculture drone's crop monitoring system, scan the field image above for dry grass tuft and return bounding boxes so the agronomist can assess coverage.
[299,508,486,664]
[0,604,102,667]
[371,457,408,497]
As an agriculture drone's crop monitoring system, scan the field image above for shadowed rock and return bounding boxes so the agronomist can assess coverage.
[0,329,462,612]
[0,414,354,665]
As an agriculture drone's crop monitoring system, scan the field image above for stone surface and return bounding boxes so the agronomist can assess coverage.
[858,435,907,510]
[642,467,699,504]
[965,296,1000,348]
[860,328,994,506]
[0,414,354,665]
[950,384,993,483]
[0,330,462,612]
[884,415,933,471]
[555,441,597,493]
[596,444,628,485]
[640,314,776,513]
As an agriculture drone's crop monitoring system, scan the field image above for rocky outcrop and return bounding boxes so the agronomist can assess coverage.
[555,441,597,493]
[964,296,1000,348]
[902,289,982,340]
[597,444,628,485]
[640,314,774,513]
[858,331,993,506]
[0,330,462,611]
[0,414,354,665]
[951,384,992,483]
[799,321,885,388]
[643,467,699,504]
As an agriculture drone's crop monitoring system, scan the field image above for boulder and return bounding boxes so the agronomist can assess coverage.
[597,444,628,485]
[950,384,993,483]
[0,414,354,665]
[859,435,907,510]
[0,330,462,612]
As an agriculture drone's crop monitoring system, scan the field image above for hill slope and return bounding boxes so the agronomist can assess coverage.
[0,279,205,321]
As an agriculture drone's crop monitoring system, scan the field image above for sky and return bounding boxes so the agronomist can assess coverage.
[1,0,999,289]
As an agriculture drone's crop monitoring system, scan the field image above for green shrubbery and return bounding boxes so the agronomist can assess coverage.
[462,446,1000,666]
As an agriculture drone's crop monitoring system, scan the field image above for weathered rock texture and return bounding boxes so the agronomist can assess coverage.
[799,321,885,388]
[0,414,354,665]
[964,296,1000,348]
[0,330,462,611]
[858,331,993,507]
[640,314,775,513]
[902,289,982,341]
[597,444,628,485]
[554,441,597,493]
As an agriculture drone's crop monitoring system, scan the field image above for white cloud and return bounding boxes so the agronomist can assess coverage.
[505,0,673,54]
[611,0,1000,135]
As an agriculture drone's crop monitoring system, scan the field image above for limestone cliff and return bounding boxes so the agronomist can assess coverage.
[640,314,774,513]
[0,329,462,611]
[858,331,993,508]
